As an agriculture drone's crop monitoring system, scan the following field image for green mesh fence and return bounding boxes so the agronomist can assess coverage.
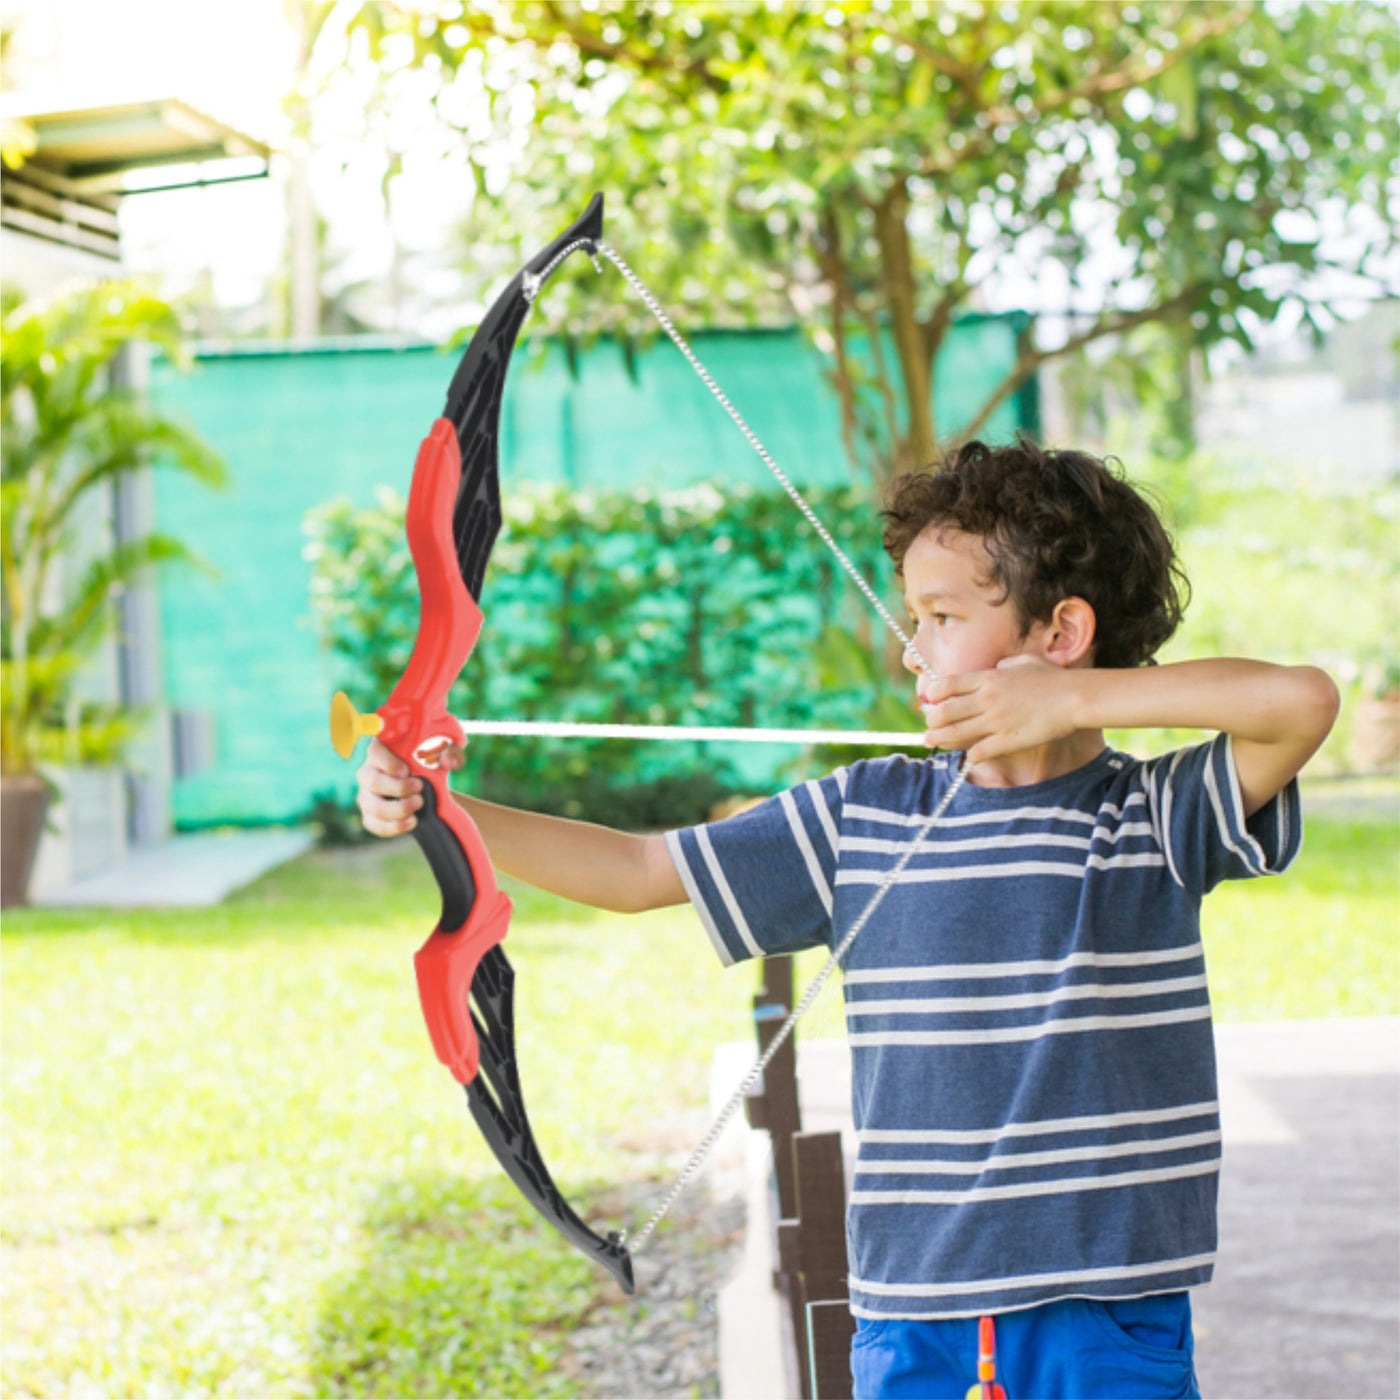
[150,317,1033,827]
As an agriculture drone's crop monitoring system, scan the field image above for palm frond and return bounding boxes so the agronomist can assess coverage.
[32,535,202,657]
[1,278,224,778]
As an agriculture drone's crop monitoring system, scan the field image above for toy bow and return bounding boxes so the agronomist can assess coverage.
[329,193,634,1294]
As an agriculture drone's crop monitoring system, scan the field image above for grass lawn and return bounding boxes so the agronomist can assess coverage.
[3,787,1396,1397]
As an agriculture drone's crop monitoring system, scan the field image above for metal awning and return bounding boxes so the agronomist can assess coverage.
[5,96,271,191]
[1,97,271,260]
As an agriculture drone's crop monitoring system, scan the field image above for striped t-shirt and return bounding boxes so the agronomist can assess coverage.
[665,736,1300,1319]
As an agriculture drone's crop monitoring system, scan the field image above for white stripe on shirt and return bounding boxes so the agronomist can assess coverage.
[848,1003,1211,1048]
[835,852,1164,886]
[695,825,765,959]
[663,829,733,967]
[1205,737,1270,873]
[1159,749,1191,889]
[858,1099,1219,1145]
[854,1129,1222,1176]
[844,944,1205,986]
[844,801,1101,830]
[848,1156,1219,1206]
[849,1252,1217,1299]
[840,822,1159,858]
[780,789,832,916]
[845,973,1208,1017]
[803,778,841,860]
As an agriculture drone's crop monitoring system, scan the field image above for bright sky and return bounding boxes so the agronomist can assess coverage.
[4,0,295,308]
[3,0,292,131]
[1,0,477,330]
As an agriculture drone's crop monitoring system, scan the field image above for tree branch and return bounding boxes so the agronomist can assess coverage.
[855,301,902,469]
[957,287,1200,443]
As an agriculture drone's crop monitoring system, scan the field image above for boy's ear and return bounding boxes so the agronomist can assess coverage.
[1043,596,1097,667]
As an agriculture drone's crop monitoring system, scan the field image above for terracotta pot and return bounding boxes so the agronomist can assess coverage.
[1,774,49,908]
[1350,691,1400,772]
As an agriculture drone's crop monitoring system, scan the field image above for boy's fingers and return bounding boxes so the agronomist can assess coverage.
[358,753,422,799]
[922,716,991,751]
[368,736,411,777]
[358,795,420,837]
[917,673,978,706]
[921,695,980,726]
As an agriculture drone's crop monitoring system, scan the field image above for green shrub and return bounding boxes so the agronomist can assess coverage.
[304,480,895,813]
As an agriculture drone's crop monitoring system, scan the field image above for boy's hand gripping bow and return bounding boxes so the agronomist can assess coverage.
[328,194,634,1294]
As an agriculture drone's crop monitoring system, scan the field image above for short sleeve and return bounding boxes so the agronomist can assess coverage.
[1141,733,1302,896]
[664,770,847,966]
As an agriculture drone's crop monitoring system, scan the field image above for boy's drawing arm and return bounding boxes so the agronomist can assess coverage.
[1072,658,1339,814]
[922,657,1340,815]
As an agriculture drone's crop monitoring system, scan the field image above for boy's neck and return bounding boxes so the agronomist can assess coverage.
[964,730,1107,789]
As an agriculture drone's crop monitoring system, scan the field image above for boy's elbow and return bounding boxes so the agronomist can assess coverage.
[1293,665,1341,745]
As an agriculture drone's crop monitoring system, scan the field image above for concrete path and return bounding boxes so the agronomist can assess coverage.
[32,828,314,907]
[716,1018,1400,1400]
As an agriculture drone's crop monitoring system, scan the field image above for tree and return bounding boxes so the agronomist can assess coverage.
[328,0,1396,485]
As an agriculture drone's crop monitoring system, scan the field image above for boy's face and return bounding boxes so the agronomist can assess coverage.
[900,527,1047,696]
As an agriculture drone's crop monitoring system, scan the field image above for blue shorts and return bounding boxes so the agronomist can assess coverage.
[851,1293,1200,1400]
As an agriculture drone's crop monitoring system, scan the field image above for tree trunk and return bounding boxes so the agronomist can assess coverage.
[872,186,935,471]
[289,156,319,339]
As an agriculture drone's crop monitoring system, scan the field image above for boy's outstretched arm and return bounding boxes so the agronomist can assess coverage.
[356,737,687,913]
[922,658,1340,817]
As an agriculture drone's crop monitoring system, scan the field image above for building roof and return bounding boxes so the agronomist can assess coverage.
[7,97,269,189]
[1,96,270,260]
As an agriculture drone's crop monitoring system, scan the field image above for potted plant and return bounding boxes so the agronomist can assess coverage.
[1350,654,1400,773]
[0,280,225,906]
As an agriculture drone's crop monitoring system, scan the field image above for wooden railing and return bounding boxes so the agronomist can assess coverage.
[744,956,857,1400]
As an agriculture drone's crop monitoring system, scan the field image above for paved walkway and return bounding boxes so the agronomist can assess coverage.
[32,828,314,907]
[715,1018,1400,1400]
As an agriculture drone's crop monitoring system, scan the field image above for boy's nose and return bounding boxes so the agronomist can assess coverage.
[903,640,927,674]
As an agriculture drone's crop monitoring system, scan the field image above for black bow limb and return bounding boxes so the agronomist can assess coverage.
[340,193,634,1294]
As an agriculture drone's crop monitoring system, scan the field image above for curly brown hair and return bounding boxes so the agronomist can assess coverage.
[882,435,1188,668]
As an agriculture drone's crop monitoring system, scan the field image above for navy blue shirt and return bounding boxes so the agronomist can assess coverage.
[666,737,1300,1319]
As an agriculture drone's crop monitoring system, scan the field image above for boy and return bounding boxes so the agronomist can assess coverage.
[356,438,1338,1399]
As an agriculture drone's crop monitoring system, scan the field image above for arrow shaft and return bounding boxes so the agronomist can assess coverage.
[454,719,927,747]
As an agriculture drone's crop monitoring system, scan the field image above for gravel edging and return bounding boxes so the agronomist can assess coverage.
[562,1184,747,1400]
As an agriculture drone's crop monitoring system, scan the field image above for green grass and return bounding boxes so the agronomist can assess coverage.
[1,847,751,1399]
[3,794,1395,1397]
[1200,815,1399,1019]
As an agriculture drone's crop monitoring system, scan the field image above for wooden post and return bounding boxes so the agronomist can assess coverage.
[807,1300,857,1400]
[744,960,858,1400]
[745,956,802,1218]
[793,1132,848,1300]
[794,1131,853,1400]
[743,956,809,1398]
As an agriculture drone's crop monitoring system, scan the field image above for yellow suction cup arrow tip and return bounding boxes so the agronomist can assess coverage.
[330,691,383,759]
